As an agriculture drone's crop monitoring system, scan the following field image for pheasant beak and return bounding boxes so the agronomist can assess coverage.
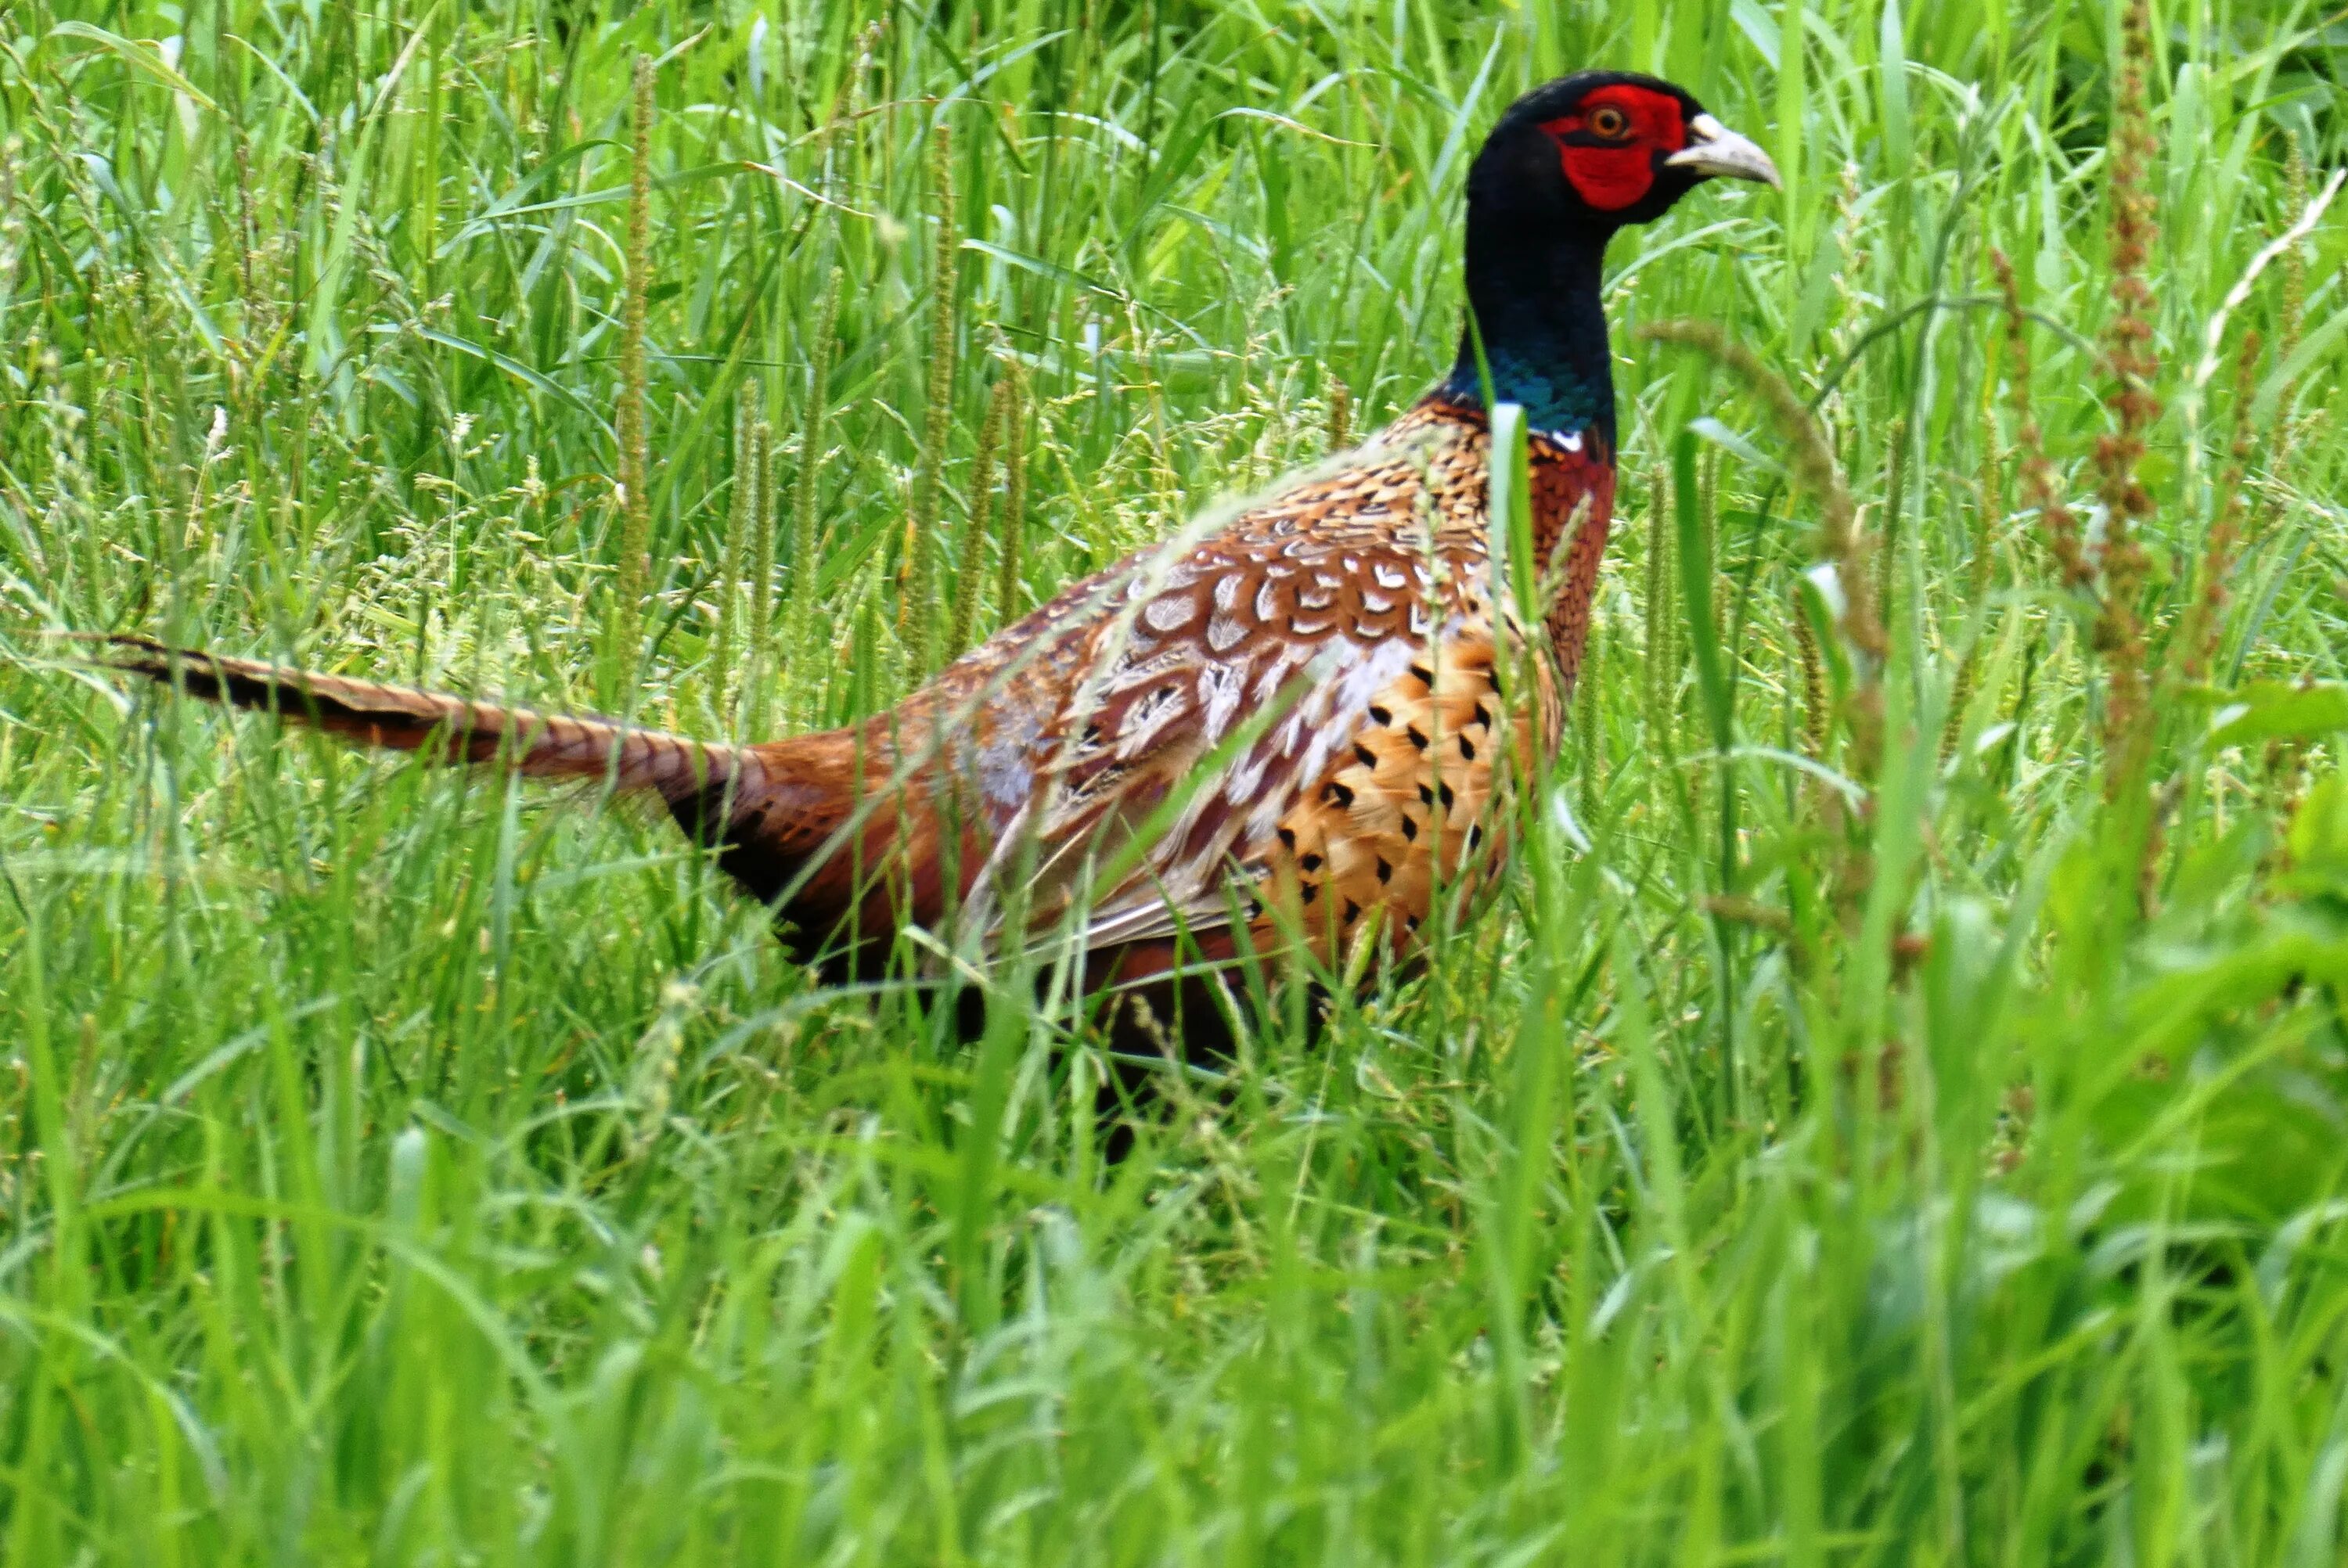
[1666,113,1782,189]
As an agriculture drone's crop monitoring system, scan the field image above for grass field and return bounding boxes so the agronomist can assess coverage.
[7,0,2348,1561]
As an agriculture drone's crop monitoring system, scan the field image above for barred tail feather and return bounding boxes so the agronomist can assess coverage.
[99,637,747,803]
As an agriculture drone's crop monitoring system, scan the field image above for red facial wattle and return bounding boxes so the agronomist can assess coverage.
[1540,86,1688,211]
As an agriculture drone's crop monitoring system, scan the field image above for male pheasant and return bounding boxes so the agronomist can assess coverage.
[100,74,1776,1051]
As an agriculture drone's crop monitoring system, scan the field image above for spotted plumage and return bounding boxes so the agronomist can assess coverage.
[91,70,1777,1054]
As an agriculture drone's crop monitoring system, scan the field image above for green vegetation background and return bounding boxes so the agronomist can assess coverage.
[5,0,2348,1561]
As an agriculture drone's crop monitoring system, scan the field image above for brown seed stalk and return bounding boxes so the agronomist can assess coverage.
[2091,0,2163,793]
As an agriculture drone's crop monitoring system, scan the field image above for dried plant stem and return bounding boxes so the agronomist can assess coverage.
[904,124,959,677]
[611,53,656,686]
[781,268,844,728]
[743,423,776,730]
[714,378,763,722]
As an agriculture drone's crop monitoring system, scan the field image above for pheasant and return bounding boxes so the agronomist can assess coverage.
[99,73,1776,1053]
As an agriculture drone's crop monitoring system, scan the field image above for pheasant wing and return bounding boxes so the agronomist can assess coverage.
[1008,484,1482,958]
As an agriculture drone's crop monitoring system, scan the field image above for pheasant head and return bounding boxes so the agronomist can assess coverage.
[1445,73,1781,446]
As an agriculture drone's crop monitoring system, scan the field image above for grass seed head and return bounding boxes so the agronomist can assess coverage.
[904,124,960,676]
[610,52,657,690]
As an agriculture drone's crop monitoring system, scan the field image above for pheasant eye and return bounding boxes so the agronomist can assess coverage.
[1588,106,1629,138]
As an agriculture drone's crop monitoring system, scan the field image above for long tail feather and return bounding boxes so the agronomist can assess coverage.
[95,636,746,802]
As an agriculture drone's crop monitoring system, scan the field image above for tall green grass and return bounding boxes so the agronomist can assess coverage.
[5,1,2348,1561]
